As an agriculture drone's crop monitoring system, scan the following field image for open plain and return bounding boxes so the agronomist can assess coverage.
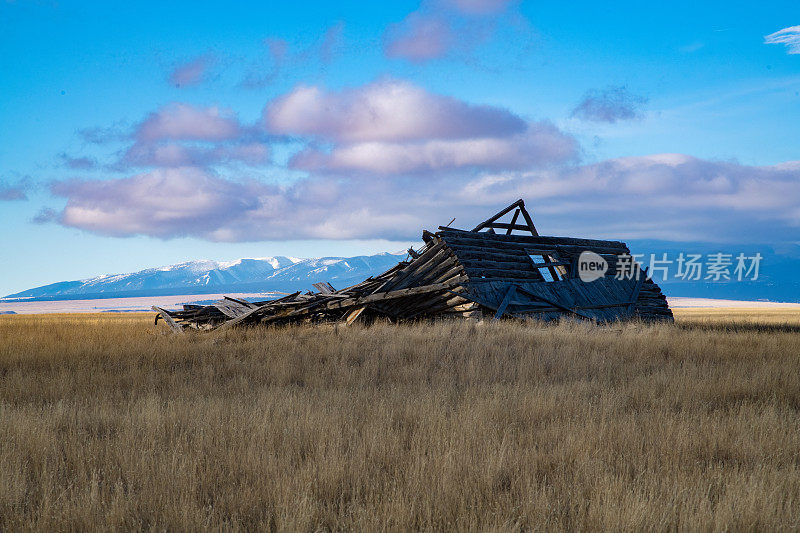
[1,310,799,530]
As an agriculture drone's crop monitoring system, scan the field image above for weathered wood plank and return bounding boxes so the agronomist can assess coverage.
[443,238,628,257]
[404,290,469,319]
[318,277,468,312]
[440,227,627,251]
[152,306,185,333]
[376,239,446,292]
[458,257,568,271]
[463,267,542,280]
[344,306,366,325]
[312,282,335,294]
[375,259,466,317]
[494,285,517,320]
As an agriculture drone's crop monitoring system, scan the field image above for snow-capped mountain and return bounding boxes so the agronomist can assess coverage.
[4,253,406,300]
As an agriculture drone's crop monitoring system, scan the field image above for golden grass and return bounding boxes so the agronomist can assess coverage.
[1,310,799,530]
[674,307,800,326]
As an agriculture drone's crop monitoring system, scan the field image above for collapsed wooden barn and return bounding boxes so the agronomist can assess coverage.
[153,199,672,331]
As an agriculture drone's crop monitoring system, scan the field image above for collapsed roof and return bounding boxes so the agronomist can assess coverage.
[153,199,672,331]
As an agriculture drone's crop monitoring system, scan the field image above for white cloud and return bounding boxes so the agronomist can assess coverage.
[290,125,577,174]
[137,104,242,142]
[45,155,800,244]
[121,142,269,168]
[264,79,575,175]
[765,26,800,54]
[264,79,527,143]
[48,167,424,241]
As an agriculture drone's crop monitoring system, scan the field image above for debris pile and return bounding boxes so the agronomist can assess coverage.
[153,199,672,331]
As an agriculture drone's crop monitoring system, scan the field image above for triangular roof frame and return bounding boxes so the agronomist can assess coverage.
[468,199,564,281]
[470,199,539,236]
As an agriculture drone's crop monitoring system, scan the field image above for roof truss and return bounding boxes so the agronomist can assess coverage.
[470,199,539,236]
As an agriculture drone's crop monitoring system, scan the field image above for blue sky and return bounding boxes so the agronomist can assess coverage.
[1,0,799,296]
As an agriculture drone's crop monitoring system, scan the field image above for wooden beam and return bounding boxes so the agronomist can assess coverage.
[222,296,258,309]
[152,306,184,333]
[512,286,595,321]
[494,285,517,320]
[485,222,534,231]
[470,199,524,232]
[517,202,539,236]
[506,208,520,235]
[438,227,628,251]
[443,240,628,258]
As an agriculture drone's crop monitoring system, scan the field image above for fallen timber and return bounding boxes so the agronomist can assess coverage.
[153,199,673,332]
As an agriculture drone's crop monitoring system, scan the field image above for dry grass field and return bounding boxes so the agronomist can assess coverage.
[1,310,799,531]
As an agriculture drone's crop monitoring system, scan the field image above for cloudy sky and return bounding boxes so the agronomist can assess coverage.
[1,0,799,295]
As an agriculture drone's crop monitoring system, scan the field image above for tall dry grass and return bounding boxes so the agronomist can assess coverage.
[1,311,799,530]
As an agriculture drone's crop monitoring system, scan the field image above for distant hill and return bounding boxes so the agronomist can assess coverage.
[627,240,800,303]
[4,253,406,301]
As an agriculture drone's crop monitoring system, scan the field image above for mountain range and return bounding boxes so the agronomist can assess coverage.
[4,253,406,301]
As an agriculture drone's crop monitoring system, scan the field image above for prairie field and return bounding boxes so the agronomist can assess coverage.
[1,310,800,531]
